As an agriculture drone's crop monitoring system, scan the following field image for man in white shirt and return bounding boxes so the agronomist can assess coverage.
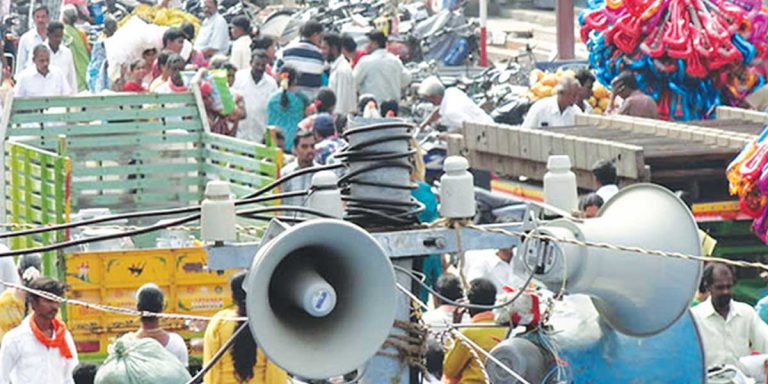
[231,50,278,144]
[354,31,411,104]
[322,33,356,115]
[15,45,73,98]
[591,159,619,203]
[281,130,318,206]
[521,75,581,129]
[418,76,493,132]
[194,0,230,59]
[692,263,768,370]
[464,247,528,294]
[0,277,79,384]
[15,5,49,77]
[44,22,77,92]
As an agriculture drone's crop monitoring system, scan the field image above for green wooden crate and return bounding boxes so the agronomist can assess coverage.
[4,141,69,276]
[2,91,283,252]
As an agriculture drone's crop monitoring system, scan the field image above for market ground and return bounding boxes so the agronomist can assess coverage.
[485,2,589,63]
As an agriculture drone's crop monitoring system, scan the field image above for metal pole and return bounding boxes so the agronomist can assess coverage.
[360,258,411,384]
[479,0,488,67]
[556,0,575,60]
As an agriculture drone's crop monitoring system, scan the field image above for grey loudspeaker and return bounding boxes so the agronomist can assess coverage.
[244,219,397,379]
[486,338,550,383]
[521,183,702,337]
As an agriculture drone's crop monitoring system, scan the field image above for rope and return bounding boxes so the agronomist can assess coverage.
[449,331,492,384]
[2,281,246,322]
[395,283,531,384]
[458,223,768,272]
[376,319,430,380]
[453,220,470,290]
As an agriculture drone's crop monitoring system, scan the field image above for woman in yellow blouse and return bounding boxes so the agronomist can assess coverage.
[203,271,288,384]
[0,254,42,343]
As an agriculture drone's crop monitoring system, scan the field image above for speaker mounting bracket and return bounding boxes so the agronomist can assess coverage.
[205,218,541,270]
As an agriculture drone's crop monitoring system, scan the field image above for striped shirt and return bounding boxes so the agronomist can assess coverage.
[277,40,325,97]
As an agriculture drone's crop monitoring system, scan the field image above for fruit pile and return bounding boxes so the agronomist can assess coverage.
[528,69,612,114]
[586,82,612,114]
[119,4,200,30]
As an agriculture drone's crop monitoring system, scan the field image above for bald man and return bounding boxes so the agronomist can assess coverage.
[418,76,493,132]
[14,45,72,98]
[522,76,581,129]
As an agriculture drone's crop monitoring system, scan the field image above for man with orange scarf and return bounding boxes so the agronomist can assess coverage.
[0,277,78,384]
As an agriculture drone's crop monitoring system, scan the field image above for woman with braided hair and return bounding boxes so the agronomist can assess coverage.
[267,66,310,151]
[203,271,287,384]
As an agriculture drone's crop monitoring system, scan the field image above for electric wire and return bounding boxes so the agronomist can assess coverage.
[0,190,310,240]
[338,121,423,227]
[0,159,344,240]
[2,280,246,322]
[185,322,249,384]
[242,163,345,199]
[0,205,336,257]
[394,283,531,384]
[392,254,539,311]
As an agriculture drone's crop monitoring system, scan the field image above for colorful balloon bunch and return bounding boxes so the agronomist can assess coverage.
[728,126,768,242]
[580,0,768,120]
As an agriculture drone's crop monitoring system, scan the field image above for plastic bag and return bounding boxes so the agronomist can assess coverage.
[210,69,234,116]
[95,337,191,384]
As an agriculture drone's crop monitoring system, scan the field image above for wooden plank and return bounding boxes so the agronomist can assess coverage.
[528,130,542,161]
[73,148,202,162]
[203,132,281,159]
[518,128,531,160]
[10,106,200,124]
[487,123,499,154]
[74,177,201,191]
[7,120,201,137]
[72,162,199,177]
[229,183,257,197]
[539,132,552,159]
[202,164,275,187]
[11,93,195,111]
[77,191,202,208]
[202,149,278,175]
[507,127,520,158]
[59,133,199,149]
[550,133,565,157]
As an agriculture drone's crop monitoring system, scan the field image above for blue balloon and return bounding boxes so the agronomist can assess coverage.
[733,34,756,65]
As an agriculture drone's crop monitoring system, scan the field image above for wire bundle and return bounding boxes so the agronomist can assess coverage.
[335,120,424,228]
[580,0,768,120]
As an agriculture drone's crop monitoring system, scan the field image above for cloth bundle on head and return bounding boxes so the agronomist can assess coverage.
[104,17,166,85]
[95,337,191,384]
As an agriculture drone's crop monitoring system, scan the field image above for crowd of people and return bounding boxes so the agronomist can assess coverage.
[0,254,288,384]
[3,0,672,190]
[3,1,768,383]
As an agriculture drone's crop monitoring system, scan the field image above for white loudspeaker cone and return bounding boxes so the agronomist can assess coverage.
[290,266,338,317]
[522,183,702,337]
[245,219,397,379]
